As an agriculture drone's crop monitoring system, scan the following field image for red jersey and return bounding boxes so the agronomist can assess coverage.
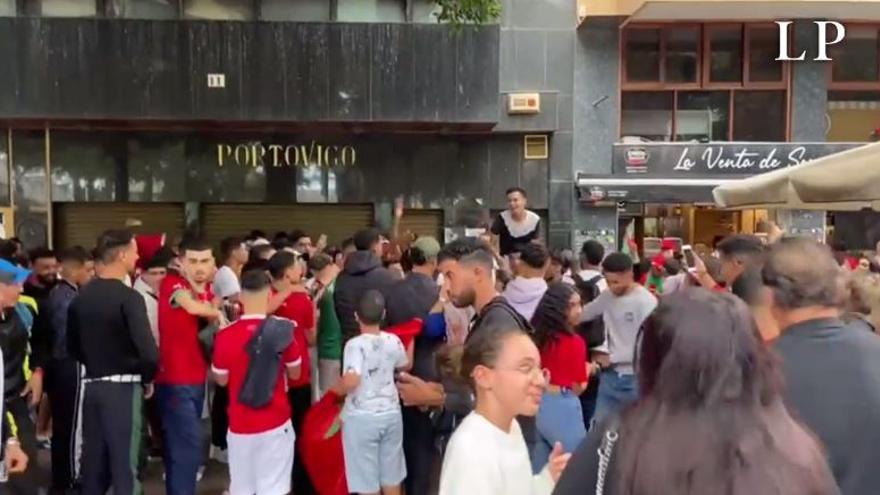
[540,332,588,388]
[272,290,315,389]
[157,272,213,385]
[212,316,302,434]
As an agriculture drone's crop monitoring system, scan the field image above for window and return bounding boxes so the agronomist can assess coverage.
[625,28,661,82]
[622,23,789,142]
[621,92,674,141]
[747,26,783,83]
[261,0,329,21]
[184,0,253,20]
[706,26,742,83]
[0,0,14,16]
[675,91,729,142]
[733,91,786,141]
[412,0,440,23]
[107,0,178,19]
[665,28,700,84]
[337,0,405,22]
[40,0,97,16]
[831,27,880,83]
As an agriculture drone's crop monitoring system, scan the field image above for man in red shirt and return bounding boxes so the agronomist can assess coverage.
[267,251,316,494]
[157,238,222,495]
[213,269,301,495]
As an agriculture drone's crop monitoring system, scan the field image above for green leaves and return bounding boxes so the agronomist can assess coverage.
[433,0,502,26]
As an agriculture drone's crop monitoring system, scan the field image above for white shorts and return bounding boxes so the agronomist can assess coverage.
[227,420,295,495]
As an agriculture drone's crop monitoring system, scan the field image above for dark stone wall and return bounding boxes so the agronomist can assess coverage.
[0,18,499,124]
[499,0,576,249]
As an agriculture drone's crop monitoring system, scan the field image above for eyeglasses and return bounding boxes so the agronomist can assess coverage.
[491,364,550,383]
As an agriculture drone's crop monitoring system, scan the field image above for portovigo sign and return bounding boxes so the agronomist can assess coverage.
[217,141,357,168]
[613,142,860,177]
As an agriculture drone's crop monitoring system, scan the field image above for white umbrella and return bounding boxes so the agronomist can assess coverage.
[713,142,880,211]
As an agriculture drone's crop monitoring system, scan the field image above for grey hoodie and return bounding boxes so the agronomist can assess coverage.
[502,277,548,321]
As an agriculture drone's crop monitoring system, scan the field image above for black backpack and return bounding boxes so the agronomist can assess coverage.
[572,273,606,350]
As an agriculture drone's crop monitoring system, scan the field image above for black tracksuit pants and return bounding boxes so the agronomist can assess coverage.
[47,359,83,492]
[403,406,438,495]
[80,382,144,495]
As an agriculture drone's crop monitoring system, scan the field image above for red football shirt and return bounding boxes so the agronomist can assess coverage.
[157,272,213,385]
[540,332,588,388]
[272,290,315,389]
[212,315,302,434]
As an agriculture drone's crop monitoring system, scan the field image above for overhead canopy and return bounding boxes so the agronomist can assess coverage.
[579,0,880,20]
[712,142,880,211]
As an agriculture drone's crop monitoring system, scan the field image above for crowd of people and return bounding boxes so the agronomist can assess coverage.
[0,186,877,495]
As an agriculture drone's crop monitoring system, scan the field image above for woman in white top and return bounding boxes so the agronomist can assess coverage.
[439,327,570,495]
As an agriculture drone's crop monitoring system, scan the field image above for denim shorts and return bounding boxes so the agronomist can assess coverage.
[341,411,407,493]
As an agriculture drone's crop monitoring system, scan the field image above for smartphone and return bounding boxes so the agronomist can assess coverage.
[682,245,696,271]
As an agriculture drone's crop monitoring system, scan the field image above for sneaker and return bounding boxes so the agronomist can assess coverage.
[162,466,205,482]
[36,435,51,450]
[210,446,229,464]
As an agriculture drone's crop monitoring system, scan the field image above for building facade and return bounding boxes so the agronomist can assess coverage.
[574,0,880,254]
[0,0,574,249]
[2,0,880,252]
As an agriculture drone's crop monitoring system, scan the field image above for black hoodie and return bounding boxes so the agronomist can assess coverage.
[334,250,396,341]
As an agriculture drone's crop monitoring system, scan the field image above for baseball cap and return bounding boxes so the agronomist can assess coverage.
[412,236,441,259]
[0,259,30,285]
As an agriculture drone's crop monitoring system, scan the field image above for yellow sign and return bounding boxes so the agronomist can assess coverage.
[217,142,357,168]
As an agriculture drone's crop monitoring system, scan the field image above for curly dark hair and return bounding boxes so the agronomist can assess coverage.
[530,282,577,350]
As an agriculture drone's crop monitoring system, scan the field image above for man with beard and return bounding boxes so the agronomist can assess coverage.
[397,239,532,458]
[157,238,222,495]
[67,230,158,495]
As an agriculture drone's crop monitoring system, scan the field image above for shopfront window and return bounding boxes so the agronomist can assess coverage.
[184,0,253,20]
[0,0,15,16]
[107,0,179,19]
[337,0,405,22]
[39,0,97,16]
[50,133,118,202]
[261,0,329,21]
[12,130,49,248]
[622,23,788,142]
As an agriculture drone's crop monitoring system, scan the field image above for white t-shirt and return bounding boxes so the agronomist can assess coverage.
[439,412,554,495]
[213,265,241,299]
[342,332,407,416]
[581,285,657,373]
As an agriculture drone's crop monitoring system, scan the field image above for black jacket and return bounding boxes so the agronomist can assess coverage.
[334,251,396,341]
[385,272,440,381]
[775,318,880,495]
[47,280,78,361]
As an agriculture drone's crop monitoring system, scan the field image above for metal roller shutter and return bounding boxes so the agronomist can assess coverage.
[201,204,374,251]
[399,209,444,240]
[53,203,186,250]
